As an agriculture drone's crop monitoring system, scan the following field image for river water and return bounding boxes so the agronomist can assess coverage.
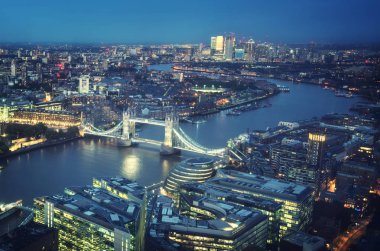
[0,67,362,205]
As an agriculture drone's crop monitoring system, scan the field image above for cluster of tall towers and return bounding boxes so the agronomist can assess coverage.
[210,34,255,61]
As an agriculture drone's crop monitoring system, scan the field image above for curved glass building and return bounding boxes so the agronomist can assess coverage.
[163,157,215,197]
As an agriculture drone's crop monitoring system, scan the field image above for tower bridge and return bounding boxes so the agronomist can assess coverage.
[82,110,226,157]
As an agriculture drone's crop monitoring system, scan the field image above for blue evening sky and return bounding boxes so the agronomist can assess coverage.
[0,0,379,44]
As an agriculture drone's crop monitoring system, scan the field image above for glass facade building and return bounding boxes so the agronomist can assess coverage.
[270,133,327,196]
[92,177,145,205]
[34,186,140,251]
[179,182,282,245]
[211,170,314,238]
[163,157,215,199]
[148,195,268,250]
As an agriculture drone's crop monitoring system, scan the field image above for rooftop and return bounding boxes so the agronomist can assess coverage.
[214,169,313,202]
[43,186,140,231]
[185,157,215,166]
[180,182,282,212]
[0,207,33,237]
[0,222,57,251]
[283,231,325,247]
[150,195,266,239]
[94,177,145,201]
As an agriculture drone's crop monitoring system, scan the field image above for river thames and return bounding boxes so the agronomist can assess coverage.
[0,75,362,205]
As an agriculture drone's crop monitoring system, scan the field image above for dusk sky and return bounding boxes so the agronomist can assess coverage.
[1,0,379,44]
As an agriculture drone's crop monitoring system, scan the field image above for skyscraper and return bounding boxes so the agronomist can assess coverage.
[215,35,224,54]
[21,64,27,85]
[270,133,327,195]
[224,34,235,60]
[78,75,90,94]
[307,132,327,194]
[36,63,42,82]
[307,133,326,167]
[210,36,217,50]
[10,59,16,77]
[244,39,255,61]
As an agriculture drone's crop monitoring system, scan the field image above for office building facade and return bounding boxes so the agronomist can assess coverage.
[34,185,140,251]
[163,157,215,199]
[148,195,268,250]
[179,182,282,245]
[79,75,90,94]
[213,170,314,238]
[224,34,235,60]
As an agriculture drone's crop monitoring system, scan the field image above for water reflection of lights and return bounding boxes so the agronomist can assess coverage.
[162,159,170,177]
[122,154,141,180]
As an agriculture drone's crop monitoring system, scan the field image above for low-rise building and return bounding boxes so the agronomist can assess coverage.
[212,169,314,238]
[148,195,268,250]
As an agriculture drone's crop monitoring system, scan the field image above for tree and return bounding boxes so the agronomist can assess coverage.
[0,140,9,154]
[66,127,79,138]
[45,129,60,140]
[35,123,48,137]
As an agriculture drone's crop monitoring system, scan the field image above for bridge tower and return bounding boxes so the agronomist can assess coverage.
[161,112,180,155]
[120,109,135,146]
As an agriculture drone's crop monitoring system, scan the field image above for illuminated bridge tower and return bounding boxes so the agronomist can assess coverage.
[161,112,180,155]
[121,109,135,146]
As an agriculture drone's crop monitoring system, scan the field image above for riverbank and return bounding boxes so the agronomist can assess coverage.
[172,65,364,99]
[218,91,277,111]
[0,76,362,205]
[187,90,278,118]
[0,137,82,160]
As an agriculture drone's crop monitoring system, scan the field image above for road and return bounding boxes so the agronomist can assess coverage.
[333,216,372,251]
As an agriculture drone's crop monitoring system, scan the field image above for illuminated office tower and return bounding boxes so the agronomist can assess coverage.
[10,59,16,76]
[215,35,224,54]
[224,34,235,60]
[210,36,217,50]
[34,186,140,251]
[78,75,90,94]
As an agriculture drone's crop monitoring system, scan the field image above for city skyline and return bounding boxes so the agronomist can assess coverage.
[0,2,379,250]
[1,0,380,44]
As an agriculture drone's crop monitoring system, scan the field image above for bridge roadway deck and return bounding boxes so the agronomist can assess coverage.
[133,137,162,146]
[129,118,165,127]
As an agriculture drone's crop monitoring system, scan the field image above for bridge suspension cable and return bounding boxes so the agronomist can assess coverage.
[82,117,226,157]
[173,128,225,156]
[83,121,123,136]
